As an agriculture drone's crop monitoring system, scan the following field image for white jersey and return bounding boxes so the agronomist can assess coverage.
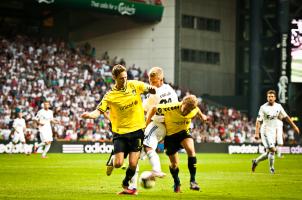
[257,102,288,134]
[35,109,54,142]
[143,83,178,149]
[13,118,26,134]
[143,83,178,122]
[12,117,26,143]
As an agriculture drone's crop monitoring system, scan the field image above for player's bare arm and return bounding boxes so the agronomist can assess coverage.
[196,108,208,122]
[284,116,300,134]
[34,118,44,126]
[103,111,110,121]
[254,120,261,140]
[81,109,103,119]
[51,119,61,125]
[146,106,157,126]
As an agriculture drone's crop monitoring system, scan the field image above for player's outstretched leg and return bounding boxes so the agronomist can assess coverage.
[169,166,181,193]
[188,156,200,191]
[34,142,46,154]
[268,152,275,174]
[106,150,115,176]
[42,142,51,158]
[252,152,268,172]
[251,159,257,172]
[146,149,166,178]
[118,167,138,195]
[129,165,139,190]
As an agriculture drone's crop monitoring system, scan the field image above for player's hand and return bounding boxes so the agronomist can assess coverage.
[147,86,156,94]
[81,112,90,119]
[201,114,208,122]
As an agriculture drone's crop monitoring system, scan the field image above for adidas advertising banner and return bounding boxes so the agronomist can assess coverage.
[0,143,34,154]
[0,141,302,154]
[228,144,302,154]
[61,143,113,154]
[0,142,113,154]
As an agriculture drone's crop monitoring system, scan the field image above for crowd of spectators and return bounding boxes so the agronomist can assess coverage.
[0,35,298,145]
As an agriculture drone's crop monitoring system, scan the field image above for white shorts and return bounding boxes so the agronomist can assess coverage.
[143,121,166,150]
[261,132,275,149]
[12,132,25,143]
[276,126,283,146]
[40,130,53,142]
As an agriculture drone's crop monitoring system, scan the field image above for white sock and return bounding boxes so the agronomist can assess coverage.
[42,144,51,157]
[255,152,268,164]
[129,165,139,190]
[37,142,46,148]
[277,146,282,157]
[147,150,161,172]
[268,152,275,169]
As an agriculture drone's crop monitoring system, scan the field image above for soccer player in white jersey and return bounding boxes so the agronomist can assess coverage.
[124,67,178,191]
[11,111,29,154]
[252,90,300,173]
[142,67,179,177]
[34,101,60,158]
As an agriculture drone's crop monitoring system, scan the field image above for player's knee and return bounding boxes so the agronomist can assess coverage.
[144,146,153,153]
[170,162,178,169]
[185,147,196,157]
[114,159,123,168]
[128,161,138,169]
[114,162,123,168]
[269,147,276,153]
[186,150,195,157]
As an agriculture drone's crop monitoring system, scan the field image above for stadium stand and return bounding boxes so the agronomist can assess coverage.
[0,35,297,145]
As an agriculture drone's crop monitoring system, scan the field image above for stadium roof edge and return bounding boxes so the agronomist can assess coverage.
[35,0,164,22]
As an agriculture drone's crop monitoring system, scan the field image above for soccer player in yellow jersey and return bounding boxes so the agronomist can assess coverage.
[81,64,156,195]
[146,95,208,193]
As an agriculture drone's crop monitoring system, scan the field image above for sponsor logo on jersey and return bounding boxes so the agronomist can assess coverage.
[120,100,138,111]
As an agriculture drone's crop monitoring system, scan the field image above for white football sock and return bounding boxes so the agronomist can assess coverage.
[255,152,268,164]
[42,144,51,157]
[268,152,275,169]
[147,150,161,172]
[37,142,46,148]
[277,146,282,157]
[129,165,139,190]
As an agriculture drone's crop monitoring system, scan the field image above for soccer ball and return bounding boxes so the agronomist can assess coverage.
[139,171,156,189]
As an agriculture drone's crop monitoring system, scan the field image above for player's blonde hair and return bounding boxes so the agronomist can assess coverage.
[148,67,164,80]
[112,64,126,79]
[182,95,198,108]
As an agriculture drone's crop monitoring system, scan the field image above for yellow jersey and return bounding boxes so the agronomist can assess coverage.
[97,80,149,134]
[156,102,198,136]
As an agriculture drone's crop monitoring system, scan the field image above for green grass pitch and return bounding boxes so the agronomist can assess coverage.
[0,153,302,200]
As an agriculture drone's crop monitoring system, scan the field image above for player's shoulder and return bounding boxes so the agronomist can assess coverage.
[160,83,174,91]
[103,89,114,98]
[37,109,43,114]
[128,80,143,86]
[260,102,269,108]
[274,102,283,108]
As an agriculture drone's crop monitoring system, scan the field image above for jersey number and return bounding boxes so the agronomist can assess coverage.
[159,98,172,104]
